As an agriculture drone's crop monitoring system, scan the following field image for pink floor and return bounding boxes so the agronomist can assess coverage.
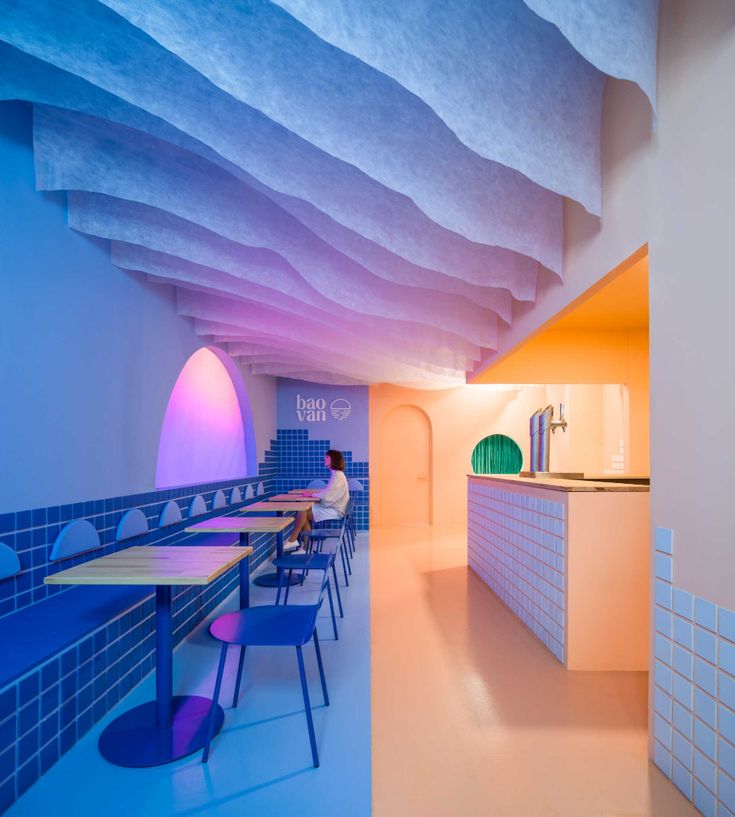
[370,524,700,817]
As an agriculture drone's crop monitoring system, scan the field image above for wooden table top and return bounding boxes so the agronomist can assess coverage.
[45,546,253,586]
[185,516,292,534]
[269,493,314,501]
[243,501,314,513]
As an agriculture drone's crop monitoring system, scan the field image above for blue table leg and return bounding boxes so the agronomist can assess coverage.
[156,585,173,729]
[253,511,301,587]
[98,583,224,767]
[239,532,250,608]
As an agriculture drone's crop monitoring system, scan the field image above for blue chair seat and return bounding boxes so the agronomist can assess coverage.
[273,552,333,571]
[0,584,151,688]
[210,605,319,647]
[303,530,339,540]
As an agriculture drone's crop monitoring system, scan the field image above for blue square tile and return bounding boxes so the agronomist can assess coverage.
[656,609,673,638]
[694,747,717,792]
[18,726,39,764]
[720,770,735,813]
[722,640,735,677]
[673,730,692,770]
[694,688,717,728]
[672,702,692,739]
[655,553,673,583]
[19,672,39,705]
[721,704,735,745]
[673,617,693,649]
[655,713,672,749]
[721,608,735,643]
[19,700,38,735]
[655,580,673,610]
[692,779,716,817]
[694,718,716,760]
[694,627,717,664]
[0,687,16,721]
[654,739,672,777]
[673,645,693,679]
[694,597,717,632]
[673,589,693,619]
[721,671,735,711]
[0,746,13,783]
[673,674,693,708]
[694,658,717,697]
[721,737,735,779]
[672,758,692,799]
[655,687,673,721]
[40,739,59,775]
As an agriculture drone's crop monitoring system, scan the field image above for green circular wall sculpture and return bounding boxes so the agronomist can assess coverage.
[471,434,523,475]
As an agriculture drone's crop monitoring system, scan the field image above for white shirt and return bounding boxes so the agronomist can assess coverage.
[315,469,350,516]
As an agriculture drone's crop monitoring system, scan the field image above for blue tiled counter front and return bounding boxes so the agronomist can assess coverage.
[468,474,650,671]
[468,477,567,664]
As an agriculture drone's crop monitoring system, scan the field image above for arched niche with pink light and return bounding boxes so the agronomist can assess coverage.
[156,347,256,489]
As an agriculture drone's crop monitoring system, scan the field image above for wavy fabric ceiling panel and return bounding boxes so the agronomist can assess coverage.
[0,0,659,386]
[522,0,660,109]
[271,0,605,214]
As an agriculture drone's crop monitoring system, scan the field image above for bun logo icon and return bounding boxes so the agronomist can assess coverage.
[329,399,352,420]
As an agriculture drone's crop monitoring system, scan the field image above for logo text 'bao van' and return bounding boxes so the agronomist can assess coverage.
[296,394,351,422]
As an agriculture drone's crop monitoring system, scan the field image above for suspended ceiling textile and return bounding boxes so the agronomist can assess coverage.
[0,0,658,386]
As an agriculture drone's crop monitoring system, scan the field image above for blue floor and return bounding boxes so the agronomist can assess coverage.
[7,536,371,817]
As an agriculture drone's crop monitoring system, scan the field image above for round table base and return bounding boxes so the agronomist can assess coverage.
[253,571,303,588]
[99,695,224,767]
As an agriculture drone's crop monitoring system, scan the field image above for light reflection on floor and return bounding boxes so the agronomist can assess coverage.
[370,524,700,817]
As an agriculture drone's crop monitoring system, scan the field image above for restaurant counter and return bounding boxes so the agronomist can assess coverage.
[468,474,649,670]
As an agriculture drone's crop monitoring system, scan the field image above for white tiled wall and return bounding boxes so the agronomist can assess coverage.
[653,526,735,817]
[468,480,566,664]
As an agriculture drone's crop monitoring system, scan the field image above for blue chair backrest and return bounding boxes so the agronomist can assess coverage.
[116,508,149,541]
[188,495,207,517]
[347,479,363,491]
[0,542,20,581]
[212,490,227,510]
[245,485,254,500]
[256,482,265,496]
[230,486,242,505]
[307,479,326,490]
[159,500,183,528]
[51,520,101,562]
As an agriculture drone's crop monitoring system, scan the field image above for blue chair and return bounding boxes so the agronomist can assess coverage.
[273,550,342,640]
[303,516,351,586]
[203,574,330,767]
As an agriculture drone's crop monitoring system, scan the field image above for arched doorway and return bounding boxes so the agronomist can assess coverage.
[378,405,432,525]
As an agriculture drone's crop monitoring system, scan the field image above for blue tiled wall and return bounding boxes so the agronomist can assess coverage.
[0,467,278,814]
[270,429,369,530]
[468,480,566,664]
[653,527,735,817]
[0,470,276,621]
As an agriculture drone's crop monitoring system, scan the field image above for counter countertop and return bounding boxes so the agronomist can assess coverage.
[467,474,650,493]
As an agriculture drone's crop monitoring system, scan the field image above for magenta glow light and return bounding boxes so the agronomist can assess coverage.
[156,347,247,488]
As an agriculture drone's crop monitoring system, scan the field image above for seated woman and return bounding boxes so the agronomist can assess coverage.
[285,449,350,550]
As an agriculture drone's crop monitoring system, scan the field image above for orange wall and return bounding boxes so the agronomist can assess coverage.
[370,381,646,526]
[471,327,650,475]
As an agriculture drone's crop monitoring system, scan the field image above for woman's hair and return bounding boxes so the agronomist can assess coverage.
[326,449,345,471]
